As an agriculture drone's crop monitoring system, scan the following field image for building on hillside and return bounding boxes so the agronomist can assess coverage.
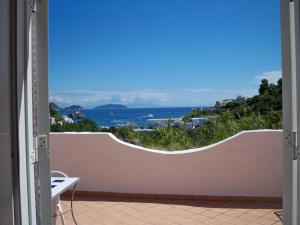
[63,115,74,124]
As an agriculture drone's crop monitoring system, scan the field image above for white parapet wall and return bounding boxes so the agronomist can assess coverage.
[50,130,283,197]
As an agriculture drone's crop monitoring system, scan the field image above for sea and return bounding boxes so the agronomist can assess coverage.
[61,107,197,127]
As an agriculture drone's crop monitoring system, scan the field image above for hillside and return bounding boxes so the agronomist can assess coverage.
[49,102,61,112]
[64,105,83,111]
[184,78,282,121]
[221,78,282,116]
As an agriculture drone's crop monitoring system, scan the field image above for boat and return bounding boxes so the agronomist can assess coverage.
[142,114,154,118]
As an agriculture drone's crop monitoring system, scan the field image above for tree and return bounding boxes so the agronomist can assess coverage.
[259,79,269,95]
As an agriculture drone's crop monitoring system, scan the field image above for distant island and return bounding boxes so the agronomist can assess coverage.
[94,104,127,110]
[64,105,83,111]
[49,102,61,112]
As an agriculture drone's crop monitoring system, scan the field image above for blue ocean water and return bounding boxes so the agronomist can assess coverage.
[64,107,194,127]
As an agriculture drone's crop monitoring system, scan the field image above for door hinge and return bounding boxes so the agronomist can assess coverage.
[30,135,48,164]
[284,131,299,160]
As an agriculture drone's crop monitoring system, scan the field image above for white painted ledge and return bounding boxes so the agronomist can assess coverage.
[51,129,283,154]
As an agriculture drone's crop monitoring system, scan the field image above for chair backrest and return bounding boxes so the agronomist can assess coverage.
[51,171,68,178]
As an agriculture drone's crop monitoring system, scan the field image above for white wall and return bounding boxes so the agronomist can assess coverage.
[51,130,283,197]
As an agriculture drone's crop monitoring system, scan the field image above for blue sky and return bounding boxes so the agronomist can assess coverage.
[49,0,281,108]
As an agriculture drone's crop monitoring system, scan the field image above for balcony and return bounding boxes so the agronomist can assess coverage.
[56,197,282,225]
[51,130,283,225]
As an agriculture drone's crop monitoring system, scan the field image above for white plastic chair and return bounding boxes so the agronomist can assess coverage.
[51,171,68,225]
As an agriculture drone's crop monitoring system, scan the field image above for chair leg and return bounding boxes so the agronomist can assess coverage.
[57,203,66,225]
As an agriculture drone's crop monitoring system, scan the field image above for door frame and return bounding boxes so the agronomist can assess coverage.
[281,0,300,224]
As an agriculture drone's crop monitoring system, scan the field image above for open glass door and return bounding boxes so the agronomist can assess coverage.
[0,0,15,224]
[281,0,300,224]
[0,0,51,225]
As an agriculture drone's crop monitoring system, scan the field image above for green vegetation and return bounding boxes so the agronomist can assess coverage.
[181,108,217,123]
[50,78,282,151]
[50,119,98,132]
[103,78,282,151]
[49,103,63,122]
[102,111,281,151]
[222,79,282,115]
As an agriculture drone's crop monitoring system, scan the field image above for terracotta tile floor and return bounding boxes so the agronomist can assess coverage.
[53,196,282,225]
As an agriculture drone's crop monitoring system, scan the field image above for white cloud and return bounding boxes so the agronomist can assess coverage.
[50,87,258,108]
[186,88,256,96]
[49,89,170,108]
[185,88,213,93]
[254,70,282,84]
[49,70,282,108]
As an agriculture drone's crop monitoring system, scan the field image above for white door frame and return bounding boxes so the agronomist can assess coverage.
[281,0,300,224]
[34,0,53,224]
